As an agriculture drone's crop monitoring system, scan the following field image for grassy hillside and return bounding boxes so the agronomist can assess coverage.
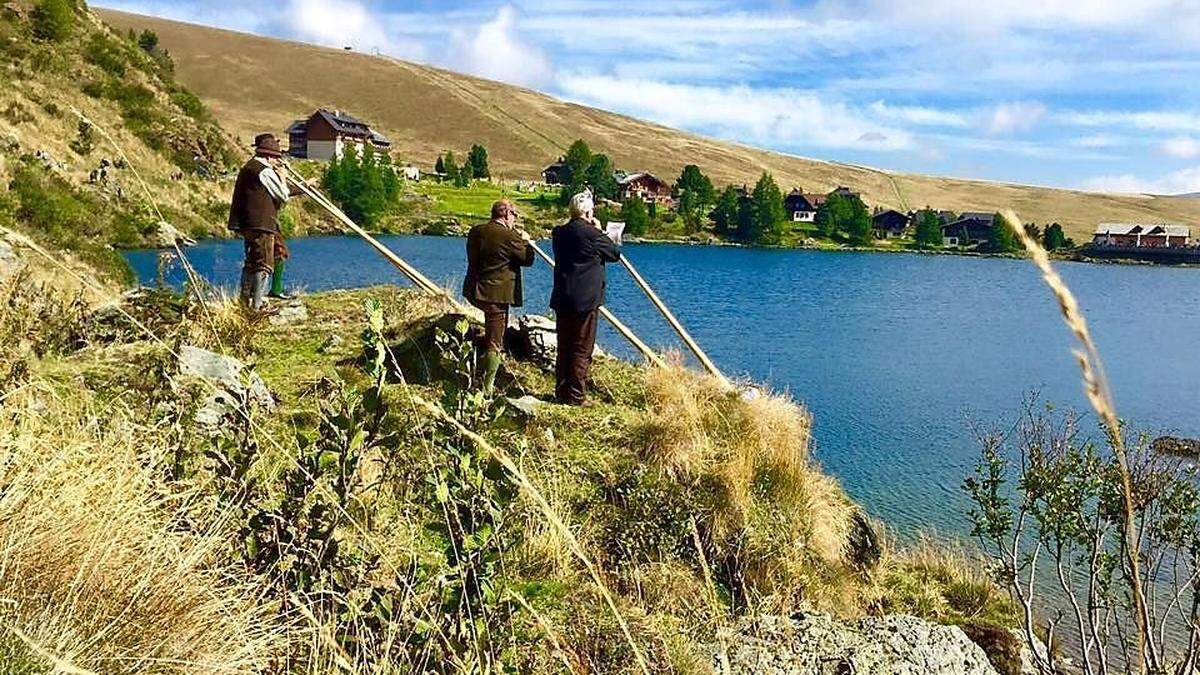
[0,267,1018,671]
[98,8,1200,242]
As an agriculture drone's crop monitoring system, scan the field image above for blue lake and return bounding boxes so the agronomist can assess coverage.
[125,235,1200,539]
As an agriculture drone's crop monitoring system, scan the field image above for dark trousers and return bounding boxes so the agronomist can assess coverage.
[471,299,508,353]
[242,229,276,274]
[555,308,598,405]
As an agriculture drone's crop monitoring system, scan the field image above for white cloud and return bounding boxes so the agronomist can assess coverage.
[447,5,553,87]
[1059,110,1200,132]
[869,101,969,127]
[1072,133,1123,148]
[556,74,913,152]
[1160,136,1200,159]
[281,0,390,53]
[985,101,1047,135]
[1083,165,1200,195]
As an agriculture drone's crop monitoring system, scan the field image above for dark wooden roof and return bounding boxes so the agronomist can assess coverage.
[312,108,371,138]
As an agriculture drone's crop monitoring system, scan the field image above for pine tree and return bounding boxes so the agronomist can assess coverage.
[435,154,446,176]
[988,212,1018,252]
[468,144,489,179]
[559,139,593,203]
[674,165,715,233]
[748,172,785,245]
[622,196,649,236]
[443,151,460,185]
[845,198,873,245]
[1044,222,1068,250]
[914,208,943,248]
[712,185,739,235]
[585,153,618,201]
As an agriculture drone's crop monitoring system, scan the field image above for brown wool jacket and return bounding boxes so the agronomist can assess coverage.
[463,220,535,307]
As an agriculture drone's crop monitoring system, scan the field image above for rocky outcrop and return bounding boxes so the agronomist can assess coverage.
[713,613,1002,675]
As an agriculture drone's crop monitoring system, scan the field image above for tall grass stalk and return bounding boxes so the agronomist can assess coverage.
[1003,208,1151,673]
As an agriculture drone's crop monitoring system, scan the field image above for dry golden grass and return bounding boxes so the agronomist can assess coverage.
[634,364,860,612]
[97,8,1200,242]
[0,384,286,673]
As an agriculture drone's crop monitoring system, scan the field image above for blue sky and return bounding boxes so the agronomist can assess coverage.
[95,0,1200,194]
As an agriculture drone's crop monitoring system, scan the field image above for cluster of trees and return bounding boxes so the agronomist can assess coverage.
[322,145,401,227]
[814,192,872,245]
[556,139,619,204]
[435,144,489,187]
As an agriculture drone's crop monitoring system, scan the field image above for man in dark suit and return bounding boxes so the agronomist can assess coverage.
[463,199,535,395]
[550,191,620,405]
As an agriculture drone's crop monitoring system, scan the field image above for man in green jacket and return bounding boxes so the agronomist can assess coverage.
[463,199,535,395]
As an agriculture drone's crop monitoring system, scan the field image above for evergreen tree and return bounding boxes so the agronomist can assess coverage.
[1024,222,1042,243]
[747,172,785,245]
[988,212,1018,252]
[137,29,159,53]
[467,144,490,179]
[443,151,460,184]
[322,147,399,227]
[1044,222,1069,251]
[559,139,593,203]
[622,195,650,236]
[913,208,943,248]
[815,192,849,238]
[845,198,873,245]
[585,153,619,201]
[735,191,754,241]
[712,185,740,235]
[674,164,715,233]
[435,154,446,176]
[33,0,74,42]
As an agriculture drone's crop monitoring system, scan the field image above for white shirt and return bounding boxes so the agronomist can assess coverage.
[254,157,290,204]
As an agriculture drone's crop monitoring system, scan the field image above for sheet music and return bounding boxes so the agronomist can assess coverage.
[605,220,626,245]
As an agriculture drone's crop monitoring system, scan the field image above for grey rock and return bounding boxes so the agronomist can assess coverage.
[152,220,197,248]
[0,237,22,282]
[714,613,1000,675]
[267,299,308,326]
[176,346,274,429]
[505,394,545,417]
[508,314,557,370]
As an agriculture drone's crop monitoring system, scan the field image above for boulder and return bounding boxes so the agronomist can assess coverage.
[267,299,308,326]
[152,220,197,248]
[507,314,557,370]
[714,613,1000,675]
[0,236,22,282]
[176,345,274,429]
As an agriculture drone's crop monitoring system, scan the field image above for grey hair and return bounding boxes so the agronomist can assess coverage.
[568,191,594,218]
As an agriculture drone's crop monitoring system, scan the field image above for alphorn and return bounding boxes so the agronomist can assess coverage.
[618,255,729,386]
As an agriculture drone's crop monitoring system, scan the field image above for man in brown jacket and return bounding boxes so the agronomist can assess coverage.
[227,133,304,311]
[463,199,535,396]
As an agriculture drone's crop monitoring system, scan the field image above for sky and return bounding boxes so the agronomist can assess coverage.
[94,0,1200,194]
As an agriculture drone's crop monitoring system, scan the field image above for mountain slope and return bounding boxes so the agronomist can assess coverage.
[98,8,1200,242]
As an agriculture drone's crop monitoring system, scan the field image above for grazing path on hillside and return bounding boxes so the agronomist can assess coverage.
[386,56,565,161]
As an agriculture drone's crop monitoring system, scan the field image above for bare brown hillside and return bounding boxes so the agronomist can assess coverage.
[98,8,1200,241]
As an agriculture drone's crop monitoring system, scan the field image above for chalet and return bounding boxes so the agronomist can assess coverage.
[784,189,826,223]
[830,186,860,200]
[1092,223,1191,248]
[618,172,673,206]
[942,213,995,247]
[542,159,567,185]
[872,209,911,239]
[286,109,390,161]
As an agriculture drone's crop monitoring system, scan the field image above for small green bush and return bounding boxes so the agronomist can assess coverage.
[32,0,74,42]
[170,89,204,119]
[85,33,127,77]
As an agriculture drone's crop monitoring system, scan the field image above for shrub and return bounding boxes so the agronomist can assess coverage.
[32,0,74,42]
[171,88,205,119]
[84,33,126,77]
